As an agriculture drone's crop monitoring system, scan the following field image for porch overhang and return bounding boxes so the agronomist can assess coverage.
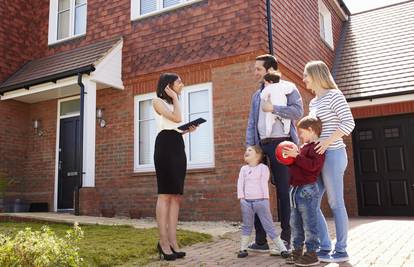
[0,37,124,103]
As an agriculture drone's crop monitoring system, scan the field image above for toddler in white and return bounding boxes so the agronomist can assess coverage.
[260,72,293,136]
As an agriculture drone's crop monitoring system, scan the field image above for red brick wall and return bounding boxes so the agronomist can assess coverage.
[271,0,344,77]
[351,101,414,119]
[22,0,266,78]
[0,100,29,198]
[0,0,35,81]
[22,100,58,207]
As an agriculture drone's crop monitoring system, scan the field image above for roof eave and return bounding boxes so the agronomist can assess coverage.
[347,89,414,102]
[0,65,96,95]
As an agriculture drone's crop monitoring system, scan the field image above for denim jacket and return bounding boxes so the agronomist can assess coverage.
[246,81,304,146]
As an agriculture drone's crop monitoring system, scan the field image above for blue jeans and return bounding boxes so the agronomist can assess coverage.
[317,148,348,252]
[255,138,291,244]
[290,183,320,252]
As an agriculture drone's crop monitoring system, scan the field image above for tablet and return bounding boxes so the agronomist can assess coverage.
[178,118,206,131]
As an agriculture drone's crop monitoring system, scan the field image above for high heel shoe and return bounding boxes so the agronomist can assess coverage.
[170,246,186,258]
[157,242,177,261]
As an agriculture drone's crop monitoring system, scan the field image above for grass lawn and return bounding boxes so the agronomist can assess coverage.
[0,221,212,266]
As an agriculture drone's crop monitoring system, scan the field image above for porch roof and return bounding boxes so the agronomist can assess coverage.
[333,1,414,102]
[0,37,122,95]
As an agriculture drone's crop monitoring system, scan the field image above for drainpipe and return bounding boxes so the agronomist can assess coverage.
[266,0,274,55]
[75,73,85,216]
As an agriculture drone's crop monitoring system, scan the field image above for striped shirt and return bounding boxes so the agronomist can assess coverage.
[309,89,355,150]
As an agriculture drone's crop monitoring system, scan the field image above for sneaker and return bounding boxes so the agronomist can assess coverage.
[316,249,331,261]
[286,248,303,264]
[295,251,319,266]
[237,250,248,258]
[322,250,349,263]
[247,242,269,252]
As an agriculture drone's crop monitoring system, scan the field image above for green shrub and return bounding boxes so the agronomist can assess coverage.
[0,223,83,267]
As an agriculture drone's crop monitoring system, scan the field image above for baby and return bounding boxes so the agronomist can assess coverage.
[260,72,293,136]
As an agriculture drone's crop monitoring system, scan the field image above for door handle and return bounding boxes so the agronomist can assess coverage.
[67,171,78,176]
[58,161,62,170]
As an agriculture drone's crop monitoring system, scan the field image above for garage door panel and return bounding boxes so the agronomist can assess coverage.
[388,180,409,207]
[384,146,405,172]
[361,180,382,207]
[353,113,414,216]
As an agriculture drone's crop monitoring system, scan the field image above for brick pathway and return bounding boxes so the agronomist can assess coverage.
[147,218,414,267]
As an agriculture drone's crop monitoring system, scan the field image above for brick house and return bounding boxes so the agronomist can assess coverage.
[3,0,398,221]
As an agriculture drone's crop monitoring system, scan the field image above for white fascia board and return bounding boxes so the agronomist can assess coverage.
[90,40,124,90]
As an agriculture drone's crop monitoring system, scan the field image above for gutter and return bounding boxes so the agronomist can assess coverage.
[74,73,86,216]
[0,65,95,95]
[266,0,274,55]
[347,89,414,102]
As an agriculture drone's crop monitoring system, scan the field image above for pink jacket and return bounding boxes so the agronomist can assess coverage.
[237,163,270,199]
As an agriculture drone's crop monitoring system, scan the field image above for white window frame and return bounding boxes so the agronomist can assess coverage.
[131,0,203,21]
[318,0,334,49]
[134,82,215,173]
[48,0,87,45]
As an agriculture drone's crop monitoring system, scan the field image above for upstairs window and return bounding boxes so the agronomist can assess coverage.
[318,0,334,49]
[131,0,200,20]
[49,0,87,44]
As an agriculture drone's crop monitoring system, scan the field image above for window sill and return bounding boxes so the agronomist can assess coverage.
[320,37,334,51]
[48,34,86,47]
[131,0,204,22]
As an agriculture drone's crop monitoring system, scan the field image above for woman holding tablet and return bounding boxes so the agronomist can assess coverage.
[152,73,197,261]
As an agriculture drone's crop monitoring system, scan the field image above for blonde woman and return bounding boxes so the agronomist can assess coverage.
[298,61,354,263]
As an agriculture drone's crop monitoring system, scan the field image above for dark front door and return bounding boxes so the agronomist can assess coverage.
[58,116,80,210]
[353,113,414,216]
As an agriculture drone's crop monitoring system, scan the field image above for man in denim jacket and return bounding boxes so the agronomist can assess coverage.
[246,54,303,252]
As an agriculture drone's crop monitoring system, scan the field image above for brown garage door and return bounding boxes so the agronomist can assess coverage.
[353,113,414,216]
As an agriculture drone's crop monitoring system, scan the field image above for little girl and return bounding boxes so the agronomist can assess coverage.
[237,145,289,258]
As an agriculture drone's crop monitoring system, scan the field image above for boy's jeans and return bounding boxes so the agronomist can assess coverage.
[290,182,320,252]
[317,148,348,252]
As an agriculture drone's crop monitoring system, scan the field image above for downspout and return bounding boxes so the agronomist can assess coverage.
[75,73,85,216]
[266,0,274,55]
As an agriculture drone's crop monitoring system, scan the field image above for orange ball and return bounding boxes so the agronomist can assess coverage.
[275,141,297,165]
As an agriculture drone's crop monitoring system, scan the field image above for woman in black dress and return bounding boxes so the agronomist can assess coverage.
[152,73,197,261]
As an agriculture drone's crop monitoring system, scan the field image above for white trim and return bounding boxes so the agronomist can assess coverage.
[348,94,414,108]
[182,82,215,169]
[327,0,348,21]
[54,95,81,212]
[131,0,203,21]
[0,77,79,101]
[48,0,87,45]
[319,0,334,49]
[90,40,124,90]
[134,92,157,173]
[133,82,215,173]
[82,78,96,187]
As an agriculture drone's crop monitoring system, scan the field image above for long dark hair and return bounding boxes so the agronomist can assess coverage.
[156,73,179,104]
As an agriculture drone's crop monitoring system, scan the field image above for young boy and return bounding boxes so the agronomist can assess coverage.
[260,71,293,136]
[283,116,325,266]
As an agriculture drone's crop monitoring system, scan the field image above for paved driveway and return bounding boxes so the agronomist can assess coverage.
[147,217,414,267]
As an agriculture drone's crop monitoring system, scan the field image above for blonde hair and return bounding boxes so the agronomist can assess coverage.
[304,61,337,90]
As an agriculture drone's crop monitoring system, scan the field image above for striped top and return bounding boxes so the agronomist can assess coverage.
[309,89,355,150]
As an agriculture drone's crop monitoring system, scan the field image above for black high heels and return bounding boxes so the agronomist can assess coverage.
[170,246,186,258]
[157,242,177,261]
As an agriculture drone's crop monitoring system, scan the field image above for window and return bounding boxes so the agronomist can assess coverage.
[48,0,87,44]
[131,0,201,20]
[318,0,334,49]
[134,83,214,172]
